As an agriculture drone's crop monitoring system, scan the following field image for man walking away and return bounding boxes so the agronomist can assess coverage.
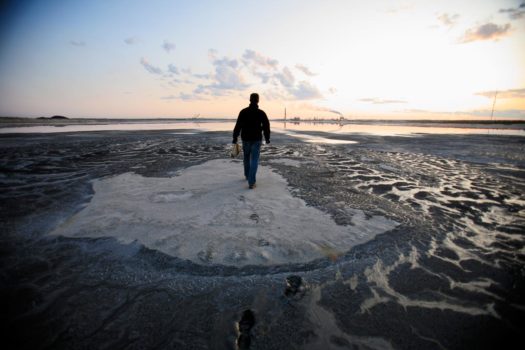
[232,93,271,189]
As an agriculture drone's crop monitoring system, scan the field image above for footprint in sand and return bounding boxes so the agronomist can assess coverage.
[249,213,259,223]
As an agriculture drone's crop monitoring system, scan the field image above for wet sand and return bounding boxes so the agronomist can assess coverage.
[1,130,524,349]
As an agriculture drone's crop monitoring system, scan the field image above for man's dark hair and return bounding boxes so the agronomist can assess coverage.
[250,93,259,104]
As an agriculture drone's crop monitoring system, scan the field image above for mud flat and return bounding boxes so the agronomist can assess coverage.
[1,130,524,349]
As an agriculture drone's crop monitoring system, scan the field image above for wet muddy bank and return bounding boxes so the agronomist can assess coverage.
[1,130,524,349]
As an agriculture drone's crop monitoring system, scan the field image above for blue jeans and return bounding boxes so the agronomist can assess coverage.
[242,141,261,186]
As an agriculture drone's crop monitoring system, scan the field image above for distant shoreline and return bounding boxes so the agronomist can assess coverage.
[1,116,524,129]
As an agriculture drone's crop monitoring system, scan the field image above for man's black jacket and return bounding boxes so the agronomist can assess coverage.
[232,103,270,143]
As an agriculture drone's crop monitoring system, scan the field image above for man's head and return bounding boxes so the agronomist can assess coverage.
[250,93,259,104]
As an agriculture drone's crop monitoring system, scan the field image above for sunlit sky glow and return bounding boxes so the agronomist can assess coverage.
[0,0,524,119]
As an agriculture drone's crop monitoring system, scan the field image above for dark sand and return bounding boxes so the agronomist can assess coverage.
[1,129,524,349]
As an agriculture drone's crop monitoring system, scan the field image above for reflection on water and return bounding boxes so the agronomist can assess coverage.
[278,121,525,136]
[0,122,234,134]
[0,120,523,137]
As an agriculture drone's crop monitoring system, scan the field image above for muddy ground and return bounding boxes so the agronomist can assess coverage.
[1,130,524,349]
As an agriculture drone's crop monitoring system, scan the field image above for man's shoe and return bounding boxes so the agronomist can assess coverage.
[249,184,256,189]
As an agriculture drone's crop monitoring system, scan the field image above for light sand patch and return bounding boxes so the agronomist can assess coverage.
[51,159,398,266]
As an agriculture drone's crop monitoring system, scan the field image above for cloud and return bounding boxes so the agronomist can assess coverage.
[213,64,246,90]
[143,48,323,101]
[261,81,323,101]
[241,52,322,100]
[168,64,179,75]
[162,40,176,53]
[161,92,207,101]
[359,97,407,104]
[211,57,244,89]
[499,2,525,20]
[140,57,163,75]
[194,54,248,95]
[475,88,525,99]
[437,13,460,28]
[253,72,273,84]
[275,67,295,87]
[181,67,209,79]
[194,84,232,97]
[262,90,287,101]
[295,64,317,77]
[69,40,86,47]
[178,92,208,101]
[290,81,322,100]
[212,66,247,90]
[124,37,138,45]
[242,50,280,84]
[213,57,239,69]
[263,64,323,100]
[459,22,512,43]
[192,72,212,80]
[242,50,279,69]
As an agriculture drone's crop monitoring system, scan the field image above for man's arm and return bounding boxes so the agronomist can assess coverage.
[232,112,243,143]
[262,111,270,143]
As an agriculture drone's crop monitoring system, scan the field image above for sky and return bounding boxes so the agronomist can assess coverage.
[0,0,524,120]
